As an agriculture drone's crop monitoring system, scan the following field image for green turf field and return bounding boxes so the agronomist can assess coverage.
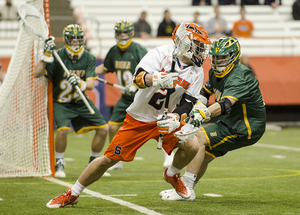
[1,127,300,215]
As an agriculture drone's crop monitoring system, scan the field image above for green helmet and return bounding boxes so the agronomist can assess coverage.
[209,37,241,78]
[114,20,134,50]
[63,24,85,61]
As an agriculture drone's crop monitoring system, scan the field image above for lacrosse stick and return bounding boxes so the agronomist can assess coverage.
[18,3,95,115]
[156,23,190,150]
[97,77,126,91]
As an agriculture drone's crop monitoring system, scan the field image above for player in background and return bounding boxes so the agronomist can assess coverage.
[95,20,174,170]
[33,24,109,178]
[160,36,266,201]
[46,23,212,208]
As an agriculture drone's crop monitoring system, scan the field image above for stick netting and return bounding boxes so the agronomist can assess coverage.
[0,0,51,177]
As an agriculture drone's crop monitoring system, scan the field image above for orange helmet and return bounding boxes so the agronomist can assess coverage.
[172,23,212,67]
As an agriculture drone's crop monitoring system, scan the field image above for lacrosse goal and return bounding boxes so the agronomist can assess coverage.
[0,0,52,177]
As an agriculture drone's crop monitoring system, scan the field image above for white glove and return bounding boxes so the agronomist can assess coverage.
[186,102,211,127]
[67,73,86,91]
[41,36,56,63]
[152,71,178,89]
[157,113,180,135]
[124,83,137,96]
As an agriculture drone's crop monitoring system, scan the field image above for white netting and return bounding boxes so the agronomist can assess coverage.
[0,0,51,177]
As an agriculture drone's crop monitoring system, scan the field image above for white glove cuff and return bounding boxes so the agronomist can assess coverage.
[152,71,161,89]
[79,80,86,91]
[41,54,54,63]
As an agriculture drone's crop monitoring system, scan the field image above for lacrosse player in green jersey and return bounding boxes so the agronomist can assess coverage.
[33,24,109,178]
[160,36,266,201]
[96,20,175,170]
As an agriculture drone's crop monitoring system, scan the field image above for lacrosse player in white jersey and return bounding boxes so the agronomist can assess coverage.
[46,23,212,208]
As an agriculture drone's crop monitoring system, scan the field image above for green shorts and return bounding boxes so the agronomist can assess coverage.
[109,95,134,125]
[202,121,265,158]
[53,100,107,134]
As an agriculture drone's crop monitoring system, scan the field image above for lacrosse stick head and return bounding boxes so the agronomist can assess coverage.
[175,123,199,142]
[18,3,48,40]
[172,23,212,67]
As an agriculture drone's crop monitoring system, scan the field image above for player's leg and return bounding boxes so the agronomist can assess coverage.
[53,103,76,178]
[163,149,175,169]
[46,115,156,208]
[54,128,69,178]
[72,101,108,164]
[46,155,118,208]
[90,126,109,162]
[107,96,130,170]
[162,133,200,199]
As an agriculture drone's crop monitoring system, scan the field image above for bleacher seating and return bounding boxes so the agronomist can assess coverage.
[0,0,299,58]
[66,0,300,58]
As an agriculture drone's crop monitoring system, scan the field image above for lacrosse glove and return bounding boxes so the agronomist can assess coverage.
[41,36,56,63]
[67,73,86,91]
[152,71,178,89]
[157,113,180,135]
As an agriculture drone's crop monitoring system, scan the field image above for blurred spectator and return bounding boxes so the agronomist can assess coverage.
[292,0,300,20]
[134,11,152,38]
[0,0,18,21]
[192,0,211,5]
[232,6,254,37]
[264,0,281,8]
[157,10,177,37]
[241,0,259,5]
[192,12,205,27]
[206,5,230,37]
[218,0,236,5]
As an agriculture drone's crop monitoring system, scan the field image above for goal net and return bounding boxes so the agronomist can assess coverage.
[0,0,51,177]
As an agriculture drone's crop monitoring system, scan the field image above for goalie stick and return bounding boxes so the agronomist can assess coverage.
[18,3,95,115]
[97,77,126,91]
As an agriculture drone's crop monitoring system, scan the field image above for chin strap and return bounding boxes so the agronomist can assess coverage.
[66,46,84,61]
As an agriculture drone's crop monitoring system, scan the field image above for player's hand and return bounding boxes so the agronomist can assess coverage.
[157,113,180,135]
[41,36,56,63]
[152,71,178,89]
[67,73,86,91]
[124,83,137,96]
[186,102,211,127]
[186,109,204,127]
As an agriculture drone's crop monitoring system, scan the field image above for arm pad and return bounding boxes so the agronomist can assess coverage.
[200,87,211,100]
[173,93,197,121]
[133,67,149,88]
[218,98,232,115]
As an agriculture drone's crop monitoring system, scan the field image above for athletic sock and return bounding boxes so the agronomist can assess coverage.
[184,171,197,182]
[89,151,100,163]
[55,152,64,160]
[71,180,85,196]
[166,164,181,176]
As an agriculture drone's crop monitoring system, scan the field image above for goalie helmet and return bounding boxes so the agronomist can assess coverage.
[63,24,85,61]
[209,37,241,78]
[114,20,134,50]
[172,23,212,67]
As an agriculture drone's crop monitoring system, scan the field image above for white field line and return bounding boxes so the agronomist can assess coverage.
[254,143,300,152]
[44,177,163,215]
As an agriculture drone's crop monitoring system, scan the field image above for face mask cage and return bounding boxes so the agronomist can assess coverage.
[65,35,85,52]
[190,40,211,67]
[115,30,133,46]
[210,53,234,74]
